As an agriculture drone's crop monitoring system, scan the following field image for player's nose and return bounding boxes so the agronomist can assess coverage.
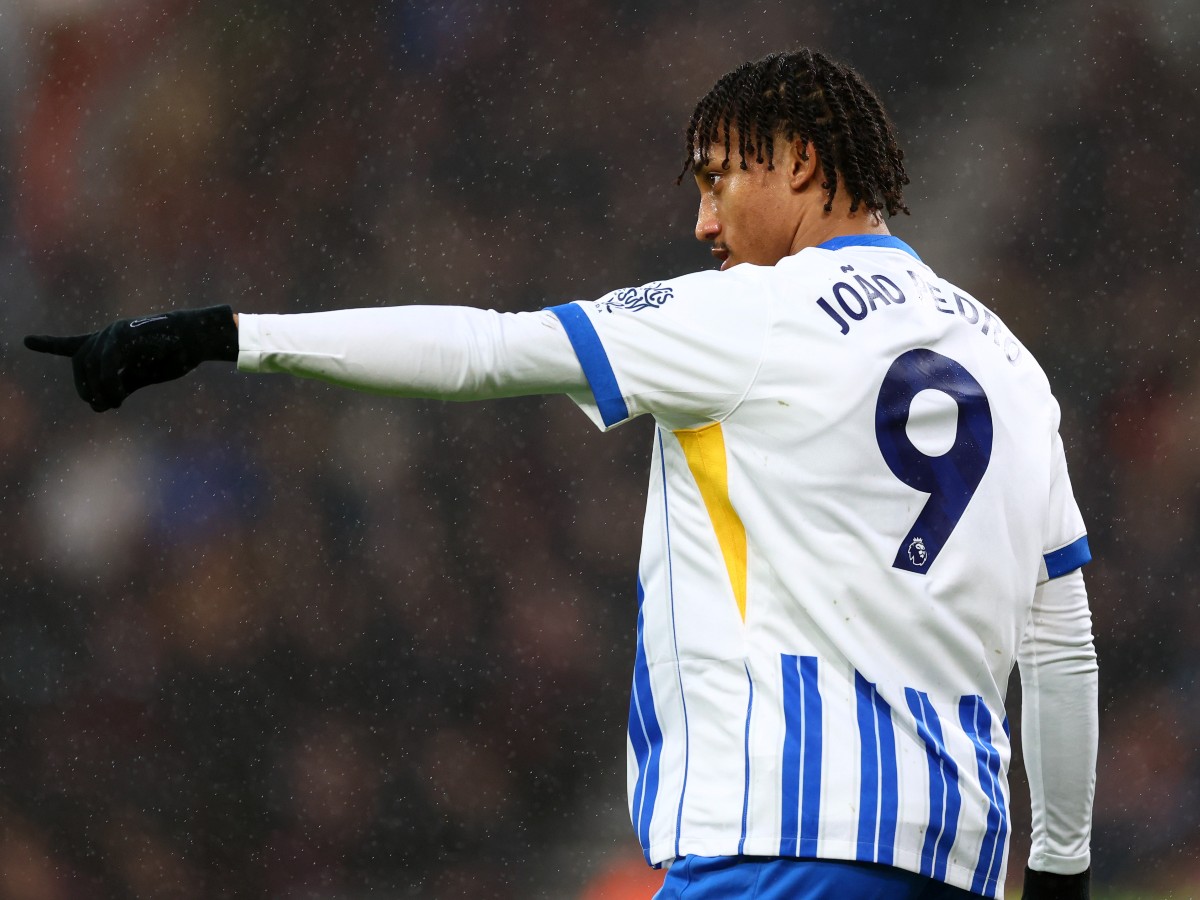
[695,196,720,242]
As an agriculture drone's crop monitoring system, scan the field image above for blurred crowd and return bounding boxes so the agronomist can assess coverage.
[1,0,1198,897]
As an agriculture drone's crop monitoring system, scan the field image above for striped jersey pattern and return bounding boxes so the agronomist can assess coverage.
[548,235,1090,898]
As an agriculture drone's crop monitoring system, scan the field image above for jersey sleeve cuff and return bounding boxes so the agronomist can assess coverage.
[1042,535,1091,580]
[235,313,266,372]
[1026,849,1091,876]
[546,303,630,428]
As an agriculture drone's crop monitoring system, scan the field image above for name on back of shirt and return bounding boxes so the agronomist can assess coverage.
[815,265,1021,364]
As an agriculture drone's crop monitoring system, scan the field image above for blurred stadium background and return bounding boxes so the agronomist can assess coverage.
[2,0,1198,897]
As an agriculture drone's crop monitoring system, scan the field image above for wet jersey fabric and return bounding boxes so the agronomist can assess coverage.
[548,235,1090,897]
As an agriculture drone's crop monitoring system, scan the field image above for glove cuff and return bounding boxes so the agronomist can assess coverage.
[179,305,239,363]
[1022,866,1090,900]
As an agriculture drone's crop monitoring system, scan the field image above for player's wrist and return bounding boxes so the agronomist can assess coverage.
[178,305,239,363]
[1021,866,1090,900]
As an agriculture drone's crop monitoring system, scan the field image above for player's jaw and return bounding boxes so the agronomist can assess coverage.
[692,138,801,271]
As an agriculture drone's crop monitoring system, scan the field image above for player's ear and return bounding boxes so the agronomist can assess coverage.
[787,139,821,192]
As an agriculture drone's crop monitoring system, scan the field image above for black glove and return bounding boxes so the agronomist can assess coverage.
[25,305,239,412]
[1022,866,1090,900]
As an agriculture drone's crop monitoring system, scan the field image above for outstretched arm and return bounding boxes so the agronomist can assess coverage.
[26,305,588,410]
[1017,566,1098,900]
[236,306,587,400]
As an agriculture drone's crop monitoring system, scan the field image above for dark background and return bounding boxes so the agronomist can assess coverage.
[2,1,1198,897]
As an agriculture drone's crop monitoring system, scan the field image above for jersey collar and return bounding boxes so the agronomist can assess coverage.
[816,234,921,261]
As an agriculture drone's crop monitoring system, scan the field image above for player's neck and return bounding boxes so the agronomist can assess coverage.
[789,199,890,255]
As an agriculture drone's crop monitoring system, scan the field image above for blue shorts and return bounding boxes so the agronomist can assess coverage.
[653,856,984,899]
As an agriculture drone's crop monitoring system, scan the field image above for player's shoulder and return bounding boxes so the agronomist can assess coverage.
[584,265,772,317]
[919,266,1059,402]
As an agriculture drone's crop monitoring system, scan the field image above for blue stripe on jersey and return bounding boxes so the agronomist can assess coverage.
[816,234,922,261]
[905,688,961,881]
[959,696,1009,898]
[738,663,754,854]
[629,578,663,865]
[854,673,899,865]
[658,430,691,860]
[779,654,822,858]
[546,303,629,427]
[1044,535,1091,578]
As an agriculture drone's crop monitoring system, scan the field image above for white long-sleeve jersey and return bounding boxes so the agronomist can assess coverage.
[237,234,1098,897]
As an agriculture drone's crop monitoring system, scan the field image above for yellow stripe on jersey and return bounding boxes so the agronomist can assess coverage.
[674,423,748,621]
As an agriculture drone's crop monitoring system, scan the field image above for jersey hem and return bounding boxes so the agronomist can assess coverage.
[648,839,1001,898]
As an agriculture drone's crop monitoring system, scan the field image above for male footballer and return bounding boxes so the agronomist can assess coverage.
[27,49,1097,899]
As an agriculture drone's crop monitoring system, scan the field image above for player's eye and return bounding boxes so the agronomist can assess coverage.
[706,172,723,187]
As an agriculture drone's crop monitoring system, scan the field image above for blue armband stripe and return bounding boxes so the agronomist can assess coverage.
[547,303,629,427]
[1044,535,1091,578]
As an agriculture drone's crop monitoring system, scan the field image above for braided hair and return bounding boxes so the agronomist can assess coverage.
[680,49,909,217]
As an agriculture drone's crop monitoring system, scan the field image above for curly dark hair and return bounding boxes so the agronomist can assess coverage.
[680,49,910,217]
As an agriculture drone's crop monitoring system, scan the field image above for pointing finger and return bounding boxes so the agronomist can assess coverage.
[24,334,90,357]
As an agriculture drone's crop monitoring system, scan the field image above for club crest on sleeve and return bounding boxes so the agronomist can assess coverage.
[596,283,674,314]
